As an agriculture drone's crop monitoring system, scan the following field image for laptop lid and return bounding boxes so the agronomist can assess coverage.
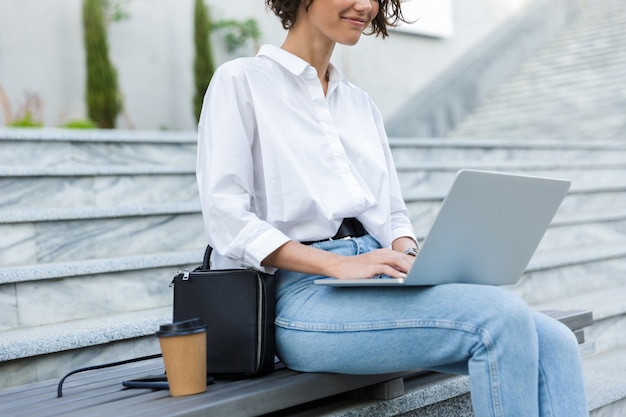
[314,169,570,287]
[403,169,570,286]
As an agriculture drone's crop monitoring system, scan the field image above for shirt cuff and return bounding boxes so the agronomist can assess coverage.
[244,227,292,274]
[391,227,419,248]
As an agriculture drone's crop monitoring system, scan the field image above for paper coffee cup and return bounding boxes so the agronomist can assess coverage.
[156,318,208,396]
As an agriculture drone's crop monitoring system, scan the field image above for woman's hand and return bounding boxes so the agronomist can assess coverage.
[262,240,415,280]
[329,248,414,280]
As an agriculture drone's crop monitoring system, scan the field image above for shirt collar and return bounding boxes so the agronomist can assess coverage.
[257,44,343,84]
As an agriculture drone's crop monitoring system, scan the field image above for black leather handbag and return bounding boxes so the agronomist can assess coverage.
[171,246,276,377]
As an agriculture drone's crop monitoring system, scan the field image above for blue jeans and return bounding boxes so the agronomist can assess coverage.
[275,235,589,417]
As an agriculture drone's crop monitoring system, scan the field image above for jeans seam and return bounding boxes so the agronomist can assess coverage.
[538,362,554,417]
[275,318,480,332]
[480,328,503,417]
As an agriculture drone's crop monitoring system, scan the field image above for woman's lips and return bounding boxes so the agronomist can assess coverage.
[342,16,367,28]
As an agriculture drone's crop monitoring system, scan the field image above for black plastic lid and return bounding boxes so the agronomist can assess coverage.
[155,318,207,338]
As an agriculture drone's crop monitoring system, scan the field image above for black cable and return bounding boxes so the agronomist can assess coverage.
[57,353,162,398]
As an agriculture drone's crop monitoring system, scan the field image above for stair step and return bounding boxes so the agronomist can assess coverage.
[0,127,197,142]
[584,346,626,415]
[481,63,626,100]
[389,138,626,167]
[0,165,195,176]
[526,242,626,271]
[406,187,626,236]
[4,132,626,169]
[0,311,167,389]
[0,128,197,167]
[4,165,625,213]
[0,307,170,363]
[398,166,626,196]
[448,115,626,138]
[408,206,626,253]
[0,250,202,285]
[0,175,196,212]
[538,213,626,251]
[533,285,626,351]
[0,211,205,266]
[1,251,200,330]
[0,202,200,224]
[514,244,626,306]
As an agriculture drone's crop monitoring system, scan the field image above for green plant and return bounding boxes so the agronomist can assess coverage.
[192,3,261,123]
[193,0,215,123]
[214,18,261,53]
[62,119,98,129]
[82,0,122,128]
[8,92,43,127]
[101,0,131,23]
[9,112,43,128]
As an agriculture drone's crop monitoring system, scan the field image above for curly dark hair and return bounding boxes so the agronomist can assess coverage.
[265,0,407,39]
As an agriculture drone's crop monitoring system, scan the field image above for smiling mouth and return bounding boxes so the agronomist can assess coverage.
[342,16,368,28]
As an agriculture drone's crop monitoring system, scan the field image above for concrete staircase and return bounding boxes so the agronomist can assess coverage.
[1,129,625,415]
[0,128,202,387]
[447,0,626,141]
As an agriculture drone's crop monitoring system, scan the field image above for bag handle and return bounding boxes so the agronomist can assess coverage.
[202,245,213,270]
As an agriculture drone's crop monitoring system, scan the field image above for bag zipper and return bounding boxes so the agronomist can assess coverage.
[169,268,190,287]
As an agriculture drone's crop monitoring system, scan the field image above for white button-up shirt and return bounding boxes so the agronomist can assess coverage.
[197,45,415,273]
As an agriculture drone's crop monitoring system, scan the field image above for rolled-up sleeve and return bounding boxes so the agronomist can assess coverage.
[196,64,290,272]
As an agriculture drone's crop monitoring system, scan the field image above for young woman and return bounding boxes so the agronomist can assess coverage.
[196,1,589,415]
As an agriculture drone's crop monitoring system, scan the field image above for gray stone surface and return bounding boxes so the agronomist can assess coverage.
[0,250,202,284]
[285,374,472,417]
[591,397,626,417]
[387,0,583,137]
[0,335,161,390]
[584,346,626,414]
[399,394,472,417]
[447,0,626,140]
[535,285,626,353]
[0,202,200,224]
[0,127,197,142]
[0,307,169,362]
[0,209,204,271]
[0,128,197,169]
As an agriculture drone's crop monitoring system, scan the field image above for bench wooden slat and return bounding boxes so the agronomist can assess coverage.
[58,369,419,417]
[3,360,161,409]
[574,329,584,344]
[10,361,169,417]
[541,310,594,332]
[4,362,164,417]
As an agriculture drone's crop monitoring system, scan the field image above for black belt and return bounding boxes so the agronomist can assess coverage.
[302,218,367,245]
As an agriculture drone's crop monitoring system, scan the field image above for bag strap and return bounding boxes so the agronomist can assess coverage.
[202,245,213,270]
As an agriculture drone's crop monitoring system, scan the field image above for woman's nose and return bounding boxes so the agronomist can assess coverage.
[353,0,373,12]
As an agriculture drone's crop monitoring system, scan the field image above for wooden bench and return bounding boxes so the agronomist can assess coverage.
[0,310,593,417]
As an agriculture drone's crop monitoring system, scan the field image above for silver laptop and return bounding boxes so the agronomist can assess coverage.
[314,169,570,287]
